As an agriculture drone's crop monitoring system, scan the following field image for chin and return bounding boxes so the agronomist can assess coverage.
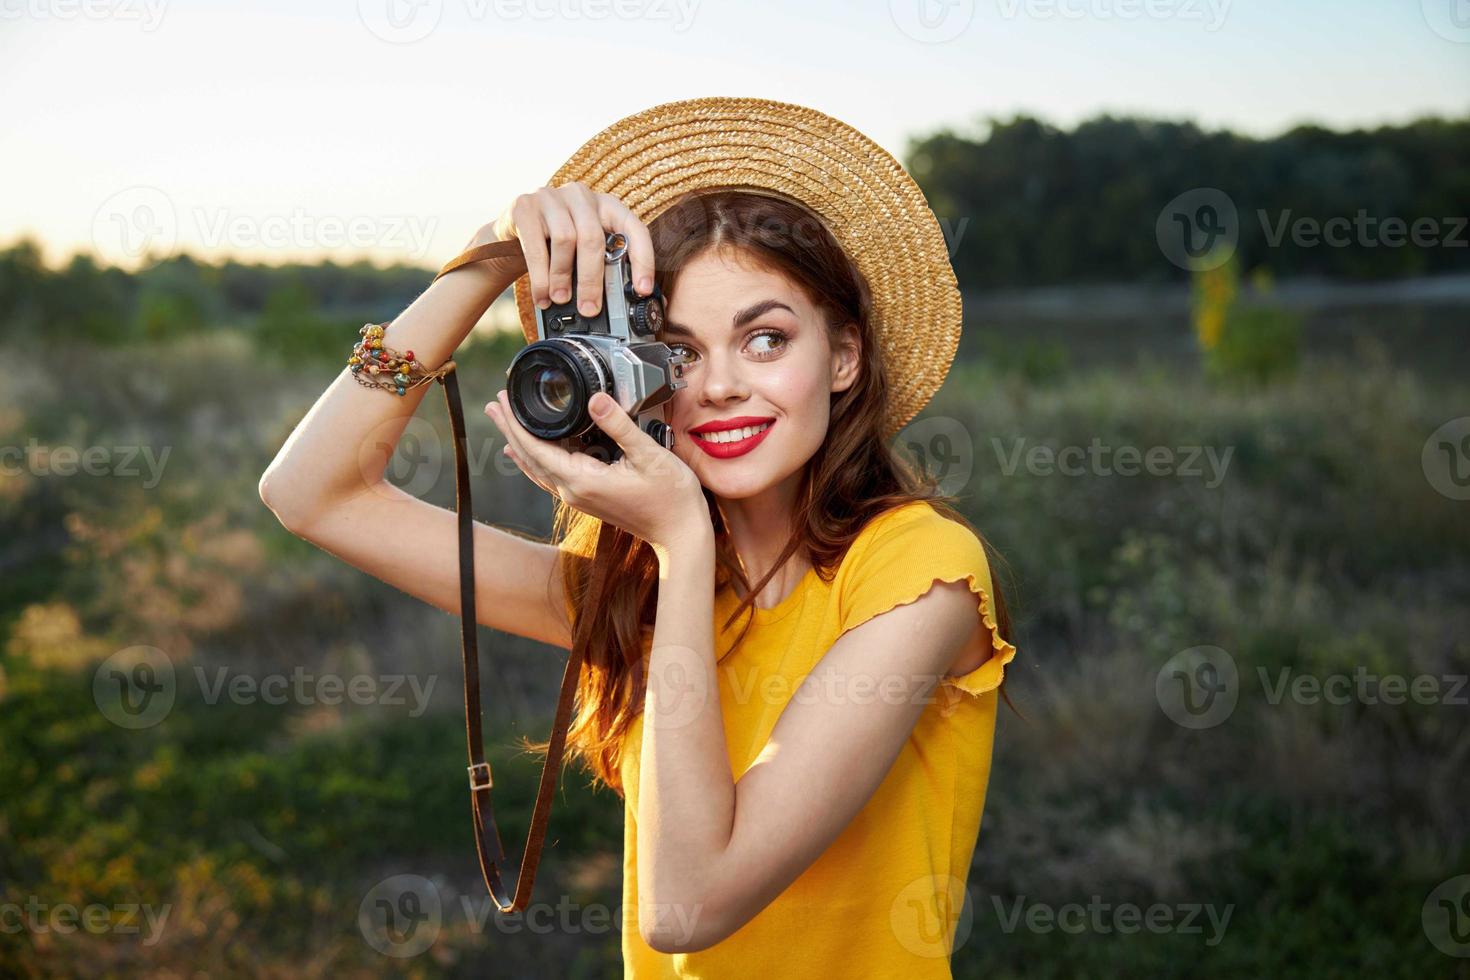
[695,466,779,501]
[677,430,811,502]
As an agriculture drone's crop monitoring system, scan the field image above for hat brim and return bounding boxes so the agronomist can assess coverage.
[510,96,962,439]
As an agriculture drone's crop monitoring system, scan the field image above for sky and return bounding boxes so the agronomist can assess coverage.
[3,0,1467,272]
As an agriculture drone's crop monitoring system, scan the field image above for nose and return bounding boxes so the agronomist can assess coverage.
[694,347,749,408]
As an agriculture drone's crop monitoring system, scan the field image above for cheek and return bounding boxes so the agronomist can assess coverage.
[754,361,828,413]
[665,352,831,432]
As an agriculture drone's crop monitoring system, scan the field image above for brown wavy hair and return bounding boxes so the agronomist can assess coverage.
[524,189,1014,797]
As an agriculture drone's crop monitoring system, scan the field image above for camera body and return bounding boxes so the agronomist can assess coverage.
[505,232,689,463]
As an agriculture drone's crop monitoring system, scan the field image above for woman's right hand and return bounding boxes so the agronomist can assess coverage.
[487,182,658,316]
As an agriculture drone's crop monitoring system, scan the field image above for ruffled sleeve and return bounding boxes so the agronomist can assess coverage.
[837,502,1017,697]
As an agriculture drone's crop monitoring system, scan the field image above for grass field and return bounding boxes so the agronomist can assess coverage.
[2,284,1467,977]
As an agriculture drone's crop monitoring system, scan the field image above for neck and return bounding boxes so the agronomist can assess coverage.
[715,471,809,609]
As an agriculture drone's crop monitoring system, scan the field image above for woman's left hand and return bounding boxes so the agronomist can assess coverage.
[486,389,710,552]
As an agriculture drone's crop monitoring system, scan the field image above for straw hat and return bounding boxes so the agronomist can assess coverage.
[510,96,962,439]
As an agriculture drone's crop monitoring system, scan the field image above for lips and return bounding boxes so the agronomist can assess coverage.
[689,417,777,459]
[689,415,776,435]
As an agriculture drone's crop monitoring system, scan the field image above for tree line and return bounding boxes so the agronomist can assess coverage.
[3,111,1465,347]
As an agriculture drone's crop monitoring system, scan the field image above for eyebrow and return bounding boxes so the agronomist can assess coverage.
[661,299,796,339]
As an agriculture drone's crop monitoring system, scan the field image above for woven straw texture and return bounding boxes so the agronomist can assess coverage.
[510,96,962,438]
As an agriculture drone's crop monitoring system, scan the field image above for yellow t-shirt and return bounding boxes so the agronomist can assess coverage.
[603,499,1017,978]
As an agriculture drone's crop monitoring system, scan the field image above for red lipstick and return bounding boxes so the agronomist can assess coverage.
[688,416,776,459]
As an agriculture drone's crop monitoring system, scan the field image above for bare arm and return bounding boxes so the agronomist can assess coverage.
[637,539,987,953]
[257,221,575,649]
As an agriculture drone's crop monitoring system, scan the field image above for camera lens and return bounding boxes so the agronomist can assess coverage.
[534,365,574,414]
[506,338,608,439]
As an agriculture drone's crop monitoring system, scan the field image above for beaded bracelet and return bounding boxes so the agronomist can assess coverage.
[348,322,456,396]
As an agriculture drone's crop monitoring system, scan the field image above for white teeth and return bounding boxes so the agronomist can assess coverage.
[696,422,771,444]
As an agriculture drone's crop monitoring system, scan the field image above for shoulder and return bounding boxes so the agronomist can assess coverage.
[844,500,988,576]
[836,500,996,620]
[835,499,1015,696]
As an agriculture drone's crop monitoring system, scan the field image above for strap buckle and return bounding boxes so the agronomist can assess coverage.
[468,762,493,791]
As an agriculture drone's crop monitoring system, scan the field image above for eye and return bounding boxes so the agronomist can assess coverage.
[745,329,788,358]
[668,342,699,363]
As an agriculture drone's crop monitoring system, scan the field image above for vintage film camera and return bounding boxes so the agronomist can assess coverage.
[505,231,689,463]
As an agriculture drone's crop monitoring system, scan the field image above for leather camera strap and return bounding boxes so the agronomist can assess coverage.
[426,237,583,914]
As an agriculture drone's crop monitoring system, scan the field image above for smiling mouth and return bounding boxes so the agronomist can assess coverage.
[689,420,776,459]
[691,421,773,445]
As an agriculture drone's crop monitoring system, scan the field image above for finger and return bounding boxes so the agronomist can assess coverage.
[601,195,655,295]
[512,195,553,310]
[563,185,607,317]
[537,187,577,306]
[586,391,660,467]
[491,394,551,487]
[487,398,556,494]
[495,390,582,491]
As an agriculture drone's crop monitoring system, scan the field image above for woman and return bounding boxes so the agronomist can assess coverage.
[259,97,1017,976]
